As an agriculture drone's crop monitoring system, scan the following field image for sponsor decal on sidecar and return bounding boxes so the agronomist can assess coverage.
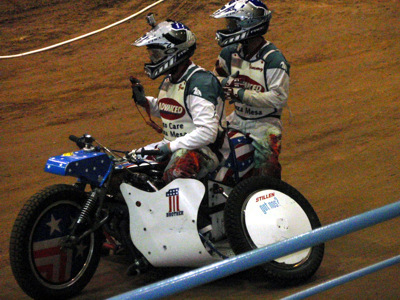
[259,196,280,214]
[256,192,275,202]
[166,188,184,217]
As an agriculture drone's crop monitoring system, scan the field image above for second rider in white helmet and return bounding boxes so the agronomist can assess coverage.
[212,0,290,179]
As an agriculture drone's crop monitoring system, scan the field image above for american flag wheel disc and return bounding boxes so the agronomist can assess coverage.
[28,200,95,286]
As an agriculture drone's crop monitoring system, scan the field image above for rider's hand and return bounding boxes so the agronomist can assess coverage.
[221,71,240,87]
[223,87,244,104]
[129,76,148,107]
[156,144,172,162]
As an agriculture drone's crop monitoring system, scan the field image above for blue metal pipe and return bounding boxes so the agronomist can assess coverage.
[108,200,400,300]
[282,255,400,300]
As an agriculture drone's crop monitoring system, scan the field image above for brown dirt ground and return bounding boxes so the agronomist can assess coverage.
[1,0,400,299]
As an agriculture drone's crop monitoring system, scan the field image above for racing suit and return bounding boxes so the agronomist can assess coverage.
[145,62,226,183]
[215,41,290,179]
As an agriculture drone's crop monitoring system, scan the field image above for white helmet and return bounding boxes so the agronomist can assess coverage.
[133,19,196,79]
[211,0,272,47]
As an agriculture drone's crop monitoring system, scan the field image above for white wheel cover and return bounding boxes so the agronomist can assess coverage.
[243,189,312,264]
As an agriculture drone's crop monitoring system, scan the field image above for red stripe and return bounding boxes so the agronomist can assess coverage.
[37,264,54,281]
[59,249,67,282]
[33,246,60,258]
[222,169,234,182]
[228,130,239,138]
[237,151,254,161]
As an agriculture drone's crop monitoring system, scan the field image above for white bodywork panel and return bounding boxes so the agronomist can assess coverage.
[121,179,220,267]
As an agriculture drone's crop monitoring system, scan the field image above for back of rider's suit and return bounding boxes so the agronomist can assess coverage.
[216,42,290,179]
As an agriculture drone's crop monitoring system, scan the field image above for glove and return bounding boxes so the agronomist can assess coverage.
[213,59,229,77]
[223,87,243,104]
[129,76,148,107]
[156,144,172,162]
[221,71,239,87]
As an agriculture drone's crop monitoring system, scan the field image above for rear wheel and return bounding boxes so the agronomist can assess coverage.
[224,176,324,285]
[9,184,103,299]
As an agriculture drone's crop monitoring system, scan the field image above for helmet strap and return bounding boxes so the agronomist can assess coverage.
[135,102,163,134]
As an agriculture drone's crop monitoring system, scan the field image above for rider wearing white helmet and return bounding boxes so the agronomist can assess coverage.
[212,0,290,179]
[131,16,226,184]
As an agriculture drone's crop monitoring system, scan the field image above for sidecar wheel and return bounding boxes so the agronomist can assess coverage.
[225,176,324,285]
[9,184,103,299]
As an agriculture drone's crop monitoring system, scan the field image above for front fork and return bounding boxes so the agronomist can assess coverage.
[62,184,109,248]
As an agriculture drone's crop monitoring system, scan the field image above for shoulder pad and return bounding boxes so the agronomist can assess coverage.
[186,71,222,105]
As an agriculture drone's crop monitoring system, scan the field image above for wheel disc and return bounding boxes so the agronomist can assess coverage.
[241,189,312,265]
[28,201,95,289]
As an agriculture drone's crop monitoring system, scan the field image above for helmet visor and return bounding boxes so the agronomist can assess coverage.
[147,47,165,64]
[226,18,240,33]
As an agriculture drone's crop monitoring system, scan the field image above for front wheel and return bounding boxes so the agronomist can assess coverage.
[224,176,324,285]
[9,184,103,299]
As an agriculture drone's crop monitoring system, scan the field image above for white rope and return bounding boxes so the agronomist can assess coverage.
[0,0,165,59]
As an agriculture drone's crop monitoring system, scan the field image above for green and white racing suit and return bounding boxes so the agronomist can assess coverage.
[145,62,226,183]
[216,42,290,178]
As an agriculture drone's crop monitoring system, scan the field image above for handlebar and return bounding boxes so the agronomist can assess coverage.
[134,148,160,156]
[69,134,161,159]
[69,135,86,149]
[69,134,98,152]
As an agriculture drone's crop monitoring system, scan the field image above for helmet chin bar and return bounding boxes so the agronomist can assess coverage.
[144,56,176,79]
[216,30,250,47]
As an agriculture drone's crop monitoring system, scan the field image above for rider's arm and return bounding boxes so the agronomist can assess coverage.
[145,96,161,117]
[241,67,289,109]
[169,95,219,152]
[214,56,230,80]
[217,45,290,110]
[168,72,223,153]
[214,45,235,81]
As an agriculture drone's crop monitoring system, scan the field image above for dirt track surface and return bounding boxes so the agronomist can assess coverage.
[1,0,400,299]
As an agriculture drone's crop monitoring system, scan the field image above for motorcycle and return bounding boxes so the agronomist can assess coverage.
[9,130,324,299]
